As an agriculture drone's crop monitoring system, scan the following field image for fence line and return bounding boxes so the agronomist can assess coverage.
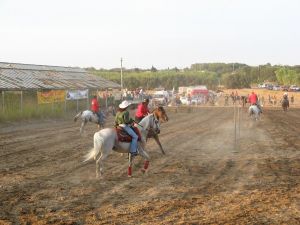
[0,90,118,122]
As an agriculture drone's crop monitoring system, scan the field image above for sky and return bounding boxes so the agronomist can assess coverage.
[0,0,299,69]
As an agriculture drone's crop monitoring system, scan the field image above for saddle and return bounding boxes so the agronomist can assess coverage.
[115,126,142,142]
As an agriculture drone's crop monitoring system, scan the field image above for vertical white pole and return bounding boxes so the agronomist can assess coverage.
[121,58,123,89]
[2,91,5,113]
[20,91,23,113]
[238,104,240,146]
[86,89,89,109]
[234,101,237,152]
[64,90,67,113]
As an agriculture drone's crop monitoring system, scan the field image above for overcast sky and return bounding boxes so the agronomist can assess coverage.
[0,0,299,69]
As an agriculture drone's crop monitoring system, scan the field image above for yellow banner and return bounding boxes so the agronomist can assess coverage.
[37,90,66,104]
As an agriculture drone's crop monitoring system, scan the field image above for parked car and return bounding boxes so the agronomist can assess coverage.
[266,84,273,90]
[281,85,289,91]
[152,90,169,105]
[179,96,189,105]
[272,85,281,91]
[289,85,300,92]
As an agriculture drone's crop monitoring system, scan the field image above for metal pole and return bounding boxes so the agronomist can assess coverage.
[105,89,108,109]
[86,89,89,109]
[234,101,237,152]
[120,58,123,89]
[2,91,4,113]
[237,104,240,146]
[64,91,67,114]
[20,91,23,113]
[76,99,79,112]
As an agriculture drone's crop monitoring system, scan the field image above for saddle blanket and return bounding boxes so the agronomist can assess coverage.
[116,126,142,142]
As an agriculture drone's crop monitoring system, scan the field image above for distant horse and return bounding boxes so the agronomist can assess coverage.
[83,114,160,178]
[248,105,261,121]
[281,98,289,112]
[74,110,106,134]
[148,106,169,155]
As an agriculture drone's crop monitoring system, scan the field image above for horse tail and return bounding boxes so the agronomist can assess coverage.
[74,111,83,122]
[83,132,103,162]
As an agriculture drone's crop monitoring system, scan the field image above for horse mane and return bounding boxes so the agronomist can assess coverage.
[151,106,165,113]
[138,114,153,131]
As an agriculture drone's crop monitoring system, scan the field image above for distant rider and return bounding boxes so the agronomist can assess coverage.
[248,91,263,113]
[282,92,290,107]
[115,100,138,157]
[135,98,150,123]
[91,95,103,128]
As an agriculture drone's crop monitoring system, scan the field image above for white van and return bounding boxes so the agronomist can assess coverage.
[152,91,169,105]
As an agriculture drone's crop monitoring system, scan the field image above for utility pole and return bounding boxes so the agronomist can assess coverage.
[258,65,261,83]
[120,57,123,89]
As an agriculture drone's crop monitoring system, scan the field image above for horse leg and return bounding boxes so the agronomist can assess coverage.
[153,134,165,155]
[128,154,133,177]
[95,152,108,178]
[80,121,86,135]
[138,145,150,174]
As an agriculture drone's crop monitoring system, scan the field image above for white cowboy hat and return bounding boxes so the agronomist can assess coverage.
[119,100,131,109]
[284,92,288,96]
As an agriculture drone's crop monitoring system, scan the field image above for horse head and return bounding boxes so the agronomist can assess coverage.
[140,114,161,135]
[153,106,169,122]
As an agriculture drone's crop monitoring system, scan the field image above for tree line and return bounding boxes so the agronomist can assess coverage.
[87,63,300,90]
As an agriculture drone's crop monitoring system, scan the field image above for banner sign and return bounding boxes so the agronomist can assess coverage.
[37,90,66,104]
[66,89,89,100]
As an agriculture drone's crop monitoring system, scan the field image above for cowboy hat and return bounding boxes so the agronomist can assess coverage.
[119,100,131,109]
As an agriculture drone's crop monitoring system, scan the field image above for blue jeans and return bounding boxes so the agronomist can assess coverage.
[95,111,104,124]
[122,126,138,154]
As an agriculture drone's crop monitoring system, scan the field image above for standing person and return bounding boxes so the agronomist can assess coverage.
[261,96,265,106]
[115,100,138,157]
[139,88,144,100]
[291,95,294,105]
[230,91,235,104]
[91,95,103,128]
[241,96,247,107]
[135,98,150,123]
[248,91,263,113]
[224,94,229,106]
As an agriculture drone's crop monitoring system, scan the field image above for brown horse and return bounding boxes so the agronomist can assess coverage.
[281,98,289,112]
[147,106,169,155]
[152,106,169,122]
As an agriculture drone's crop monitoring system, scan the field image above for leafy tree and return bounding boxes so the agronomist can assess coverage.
[151,66,157,72]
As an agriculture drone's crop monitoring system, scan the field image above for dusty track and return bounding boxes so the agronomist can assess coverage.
[0,107,299,224]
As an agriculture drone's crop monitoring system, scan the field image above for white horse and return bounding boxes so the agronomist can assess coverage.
[83,114,160,178]
[248,105,261,121]
[74,110,106,134]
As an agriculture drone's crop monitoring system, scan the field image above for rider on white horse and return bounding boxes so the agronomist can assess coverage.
[248,91,263,113]
[115,100,138,157]
[91,95,104,127]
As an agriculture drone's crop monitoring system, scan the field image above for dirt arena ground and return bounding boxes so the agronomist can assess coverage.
[0,107,299,224]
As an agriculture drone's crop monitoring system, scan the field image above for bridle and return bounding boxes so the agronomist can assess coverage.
[148,114,160,134]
